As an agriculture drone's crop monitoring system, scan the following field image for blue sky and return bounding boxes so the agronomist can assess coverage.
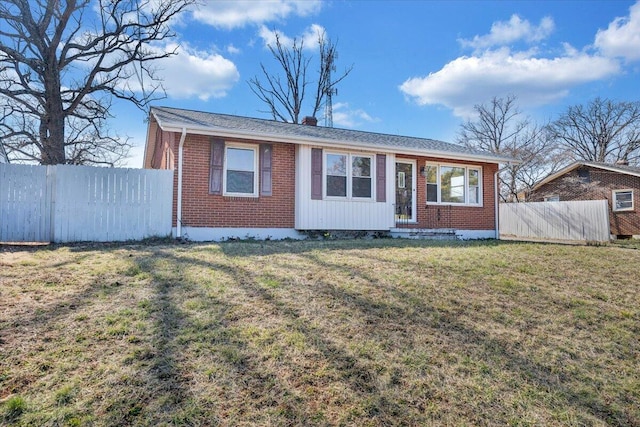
[115,0,640,167]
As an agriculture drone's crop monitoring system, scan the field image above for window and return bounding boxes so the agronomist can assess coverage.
[544,195,560,202]
[325,152,373,199]
[424,163,482,205]
[613,190,634,211]
[224,144,258,196]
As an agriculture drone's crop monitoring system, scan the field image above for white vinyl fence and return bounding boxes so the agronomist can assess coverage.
[0,163,173,243]
[500,200,610,243]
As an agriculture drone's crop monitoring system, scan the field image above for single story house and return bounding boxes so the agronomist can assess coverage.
[143,106,516,241]
[530,161,640,238]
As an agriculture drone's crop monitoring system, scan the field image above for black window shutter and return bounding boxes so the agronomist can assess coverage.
[209,139,224,194]
[260,144,272,196]
[376,154,386,202]
[311,148,323,200]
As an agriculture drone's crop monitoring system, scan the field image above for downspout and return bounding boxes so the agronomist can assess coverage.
[494,169,500,239]
[176,127,187,239]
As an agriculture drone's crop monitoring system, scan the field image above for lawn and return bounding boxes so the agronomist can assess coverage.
[0,239,638,426]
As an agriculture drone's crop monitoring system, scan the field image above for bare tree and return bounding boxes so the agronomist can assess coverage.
[457,95,562,202]
[248,30,352,124]
[549,97,640,166]
[0,0,193,165]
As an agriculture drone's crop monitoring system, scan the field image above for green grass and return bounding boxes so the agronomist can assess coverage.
[0,239,638,426]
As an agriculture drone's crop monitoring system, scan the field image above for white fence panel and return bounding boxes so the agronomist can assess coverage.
[0,164,51,242]
[500,200,610,243]
[52,165,173,242]
[0,164,173,243]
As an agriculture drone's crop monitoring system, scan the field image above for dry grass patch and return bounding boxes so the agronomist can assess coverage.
[1,239,638,426]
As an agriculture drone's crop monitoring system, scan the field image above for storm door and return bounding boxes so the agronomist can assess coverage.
[395,160,416,223]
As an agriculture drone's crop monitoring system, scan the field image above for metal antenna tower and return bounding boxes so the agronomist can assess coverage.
[324,50,337,128]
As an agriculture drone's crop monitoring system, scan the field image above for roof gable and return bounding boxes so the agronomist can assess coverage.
[148,106,516,164]
[533,161,640,190]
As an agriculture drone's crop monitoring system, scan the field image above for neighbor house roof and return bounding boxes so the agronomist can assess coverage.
[148,106,517,164]
[533,161,640,190]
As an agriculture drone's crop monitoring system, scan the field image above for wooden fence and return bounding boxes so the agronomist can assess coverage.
[499,200,610,243]
[0,163,173,243]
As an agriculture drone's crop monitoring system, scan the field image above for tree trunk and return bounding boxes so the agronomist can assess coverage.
[40,55,66,165]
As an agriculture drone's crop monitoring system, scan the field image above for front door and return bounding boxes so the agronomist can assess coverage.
[395,160,416,223]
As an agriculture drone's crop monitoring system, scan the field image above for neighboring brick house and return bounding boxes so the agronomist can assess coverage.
[530,162,640,238]
[143,106,515,241]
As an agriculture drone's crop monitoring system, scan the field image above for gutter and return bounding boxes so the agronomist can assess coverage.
[176,127,187,239]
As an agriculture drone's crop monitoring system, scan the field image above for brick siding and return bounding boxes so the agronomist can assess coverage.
[169,133,295,229]
[531,166,640,236]
[398,156,497,230]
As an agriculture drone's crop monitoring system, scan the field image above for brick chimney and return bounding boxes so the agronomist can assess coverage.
[302,116,318,126]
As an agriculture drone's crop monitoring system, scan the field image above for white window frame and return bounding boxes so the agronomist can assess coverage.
[424,162,483,206]
[544,195,560,202]
[324,151,375,200]
[223,143,259,197]
[612,189,634,212]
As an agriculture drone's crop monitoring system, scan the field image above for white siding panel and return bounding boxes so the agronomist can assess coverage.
[295,146,395,230]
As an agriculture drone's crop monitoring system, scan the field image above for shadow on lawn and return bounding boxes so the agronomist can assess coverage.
[214,237,513,258]
[126,244,633,425]
[295,250,634,426]
[3,239,634,425]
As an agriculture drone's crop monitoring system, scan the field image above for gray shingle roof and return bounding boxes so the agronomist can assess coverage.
[150,106,516,163]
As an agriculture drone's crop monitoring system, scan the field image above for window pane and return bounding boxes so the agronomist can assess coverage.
[352,157,371,177]
[441,166,465,203]
[227,170,254,194]
[352,177,371,198]
[469,186,479,204]
[327,176,347,197]
[469,169,480,204]
[427,183,438,202]
[469,169,479,186]
[327,154,346,176]
[227,148,255,171]
[425,165,437,184]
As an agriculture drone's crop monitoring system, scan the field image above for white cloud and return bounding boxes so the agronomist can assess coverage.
[258,24,326,50]
[301,24,326,47]
[399,8,638,119]
[226,44,241,55]
[258,25,293,48]
[459,15,555,50]
[595,1,640,61]
[192,0,322,29]
[399,48,619,118]
[127,43,240,101]
[332,103,379,128]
